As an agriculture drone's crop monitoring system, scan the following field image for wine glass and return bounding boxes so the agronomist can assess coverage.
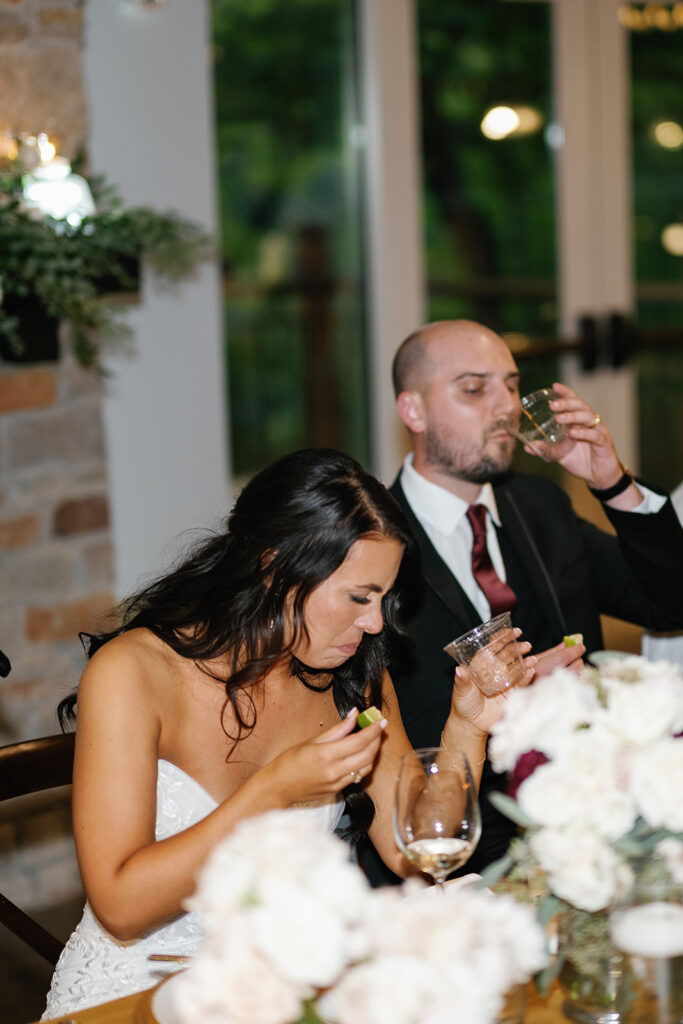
[393,746,482,890]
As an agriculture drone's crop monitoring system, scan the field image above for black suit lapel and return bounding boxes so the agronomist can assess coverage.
[495,482,567,637]
[390,478,481,629]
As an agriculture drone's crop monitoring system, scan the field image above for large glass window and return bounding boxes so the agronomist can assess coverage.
[629,15,683,491]
[210,0,369,479]
[416,0,559,482]
[416,0,556,352]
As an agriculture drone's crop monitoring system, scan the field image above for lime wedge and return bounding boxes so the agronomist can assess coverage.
[563,633,584,647]
[357,706,383,729]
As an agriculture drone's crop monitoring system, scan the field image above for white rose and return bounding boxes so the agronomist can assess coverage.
[321,953,499,1024]
[479,893,549,985]
[251,886,351,987]
[517,731,636,839]
[319,955,433,1024]
[600,671,683,746]
[430,958,500,1024]
[174,940,303,1024]
[356,884,545,1002]
[187,809,365,932]
[530,826,631,912]
[630,738,683,831]
[489,670,600,773]
[305,852,369,921]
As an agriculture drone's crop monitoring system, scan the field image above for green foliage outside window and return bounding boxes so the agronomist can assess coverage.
[211,0,369,478]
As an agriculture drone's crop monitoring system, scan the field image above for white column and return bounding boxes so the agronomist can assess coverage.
[83,0,230,596]
[360,0,425,484]
[552,0,637,471]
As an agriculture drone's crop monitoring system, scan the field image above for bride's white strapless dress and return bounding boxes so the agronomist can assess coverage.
[42,759,344,1020]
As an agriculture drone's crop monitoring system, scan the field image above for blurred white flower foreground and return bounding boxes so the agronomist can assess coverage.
[172,810,547,1024]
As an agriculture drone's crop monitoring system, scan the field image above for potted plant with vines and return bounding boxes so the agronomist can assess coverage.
[0,156,212,371]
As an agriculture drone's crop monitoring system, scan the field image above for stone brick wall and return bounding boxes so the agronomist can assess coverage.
[0,0,87,163]
[0,351,116,742]
[0,0,110,920]
[0,347,114,916]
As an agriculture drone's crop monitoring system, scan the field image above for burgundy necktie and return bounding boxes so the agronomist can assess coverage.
[466,504,517,616]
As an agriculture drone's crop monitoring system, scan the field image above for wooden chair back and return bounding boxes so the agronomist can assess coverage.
[0,732,76,965]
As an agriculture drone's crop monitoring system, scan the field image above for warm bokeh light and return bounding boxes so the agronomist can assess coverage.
[660,223,683,256]
[36,132,56,163]
[653,120,683,149]
[618,3,683,31]
[514,106,544,136]
[481,106,519,140]
[0,132,18,161]
[480,105,543,141]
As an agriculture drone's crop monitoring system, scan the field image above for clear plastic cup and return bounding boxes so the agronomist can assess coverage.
[444,612,526,696]
[510,387,574,462]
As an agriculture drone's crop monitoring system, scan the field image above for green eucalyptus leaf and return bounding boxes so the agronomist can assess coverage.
[488,791,537,829]
[535,951,564,995]
[479,853,514,889]
[535,893,561,928]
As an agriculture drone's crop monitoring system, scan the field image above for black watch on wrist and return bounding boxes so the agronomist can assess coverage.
[588,465,634,502]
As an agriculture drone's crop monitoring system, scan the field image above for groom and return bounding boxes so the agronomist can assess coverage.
[362,319,683,883]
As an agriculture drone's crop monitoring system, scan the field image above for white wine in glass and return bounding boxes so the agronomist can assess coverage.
[393,746,482,889]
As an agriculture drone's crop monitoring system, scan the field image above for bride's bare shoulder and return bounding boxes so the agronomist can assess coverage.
[80,628,179,701]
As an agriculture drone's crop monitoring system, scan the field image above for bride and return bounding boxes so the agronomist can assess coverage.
[43,447,534,1018]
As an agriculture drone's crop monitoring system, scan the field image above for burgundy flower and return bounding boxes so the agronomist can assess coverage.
[507,750,548,798]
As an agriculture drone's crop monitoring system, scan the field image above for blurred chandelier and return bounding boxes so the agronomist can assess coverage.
[20,133,96,227]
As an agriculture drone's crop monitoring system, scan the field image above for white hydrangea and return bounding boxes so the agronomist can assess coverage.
[530,827,634,913]
[630,738,683,832]
[176,812,369,1024]
[318,883,546,1024]
[173,811,547,1024]
[598,660,683,745]
[318,955,437,1024]
[186,808,367,935]
[516,730,637,839]
[250,885,353,987]
[488,670,600,773]
[173,935,303,1024]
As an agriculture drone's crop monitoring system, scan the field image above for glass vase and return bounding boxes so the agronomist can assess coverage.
[609,868,683,1024]
[558,907,635,1024]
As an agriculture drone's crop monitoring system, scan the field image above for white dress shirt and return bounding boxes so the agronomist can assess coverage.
[400,454,506,621]
[399,454,666,624]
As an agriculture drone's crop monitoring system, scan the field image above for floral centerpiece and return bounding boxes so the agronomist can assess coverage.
[171,809,547,1024]
[481,655,683,1020]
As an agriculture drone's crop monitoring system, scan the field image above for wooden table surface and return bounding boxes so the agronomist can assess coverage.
[36,977,570,1024]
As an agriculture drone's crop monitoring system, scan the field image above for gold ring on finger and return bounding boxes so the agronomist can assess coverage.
[591,413,602,427]
[350,769,362,785]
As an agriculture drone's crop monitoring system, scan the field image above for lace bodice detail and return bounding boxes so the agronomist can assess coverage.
[42,760,344,1019]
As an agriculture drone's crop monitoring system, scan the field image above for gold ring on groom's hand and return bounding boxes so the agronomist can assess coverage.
[350,769,362,785]
[591,413,602,427]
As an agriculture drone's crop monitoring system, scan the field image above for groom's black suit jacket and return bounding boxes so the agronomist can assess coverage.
[360,471,683,884]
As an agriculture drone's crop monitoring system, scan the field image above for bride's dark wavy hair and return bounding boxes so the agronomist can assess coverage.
[59,447,418,843]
